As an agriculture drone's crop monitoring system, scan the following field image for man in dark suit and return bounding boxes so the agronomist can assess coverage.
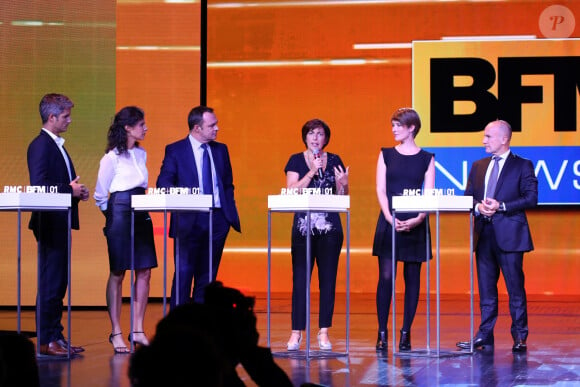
[27,93,89,356]
[157,106,241,308]
[457,119,538,353]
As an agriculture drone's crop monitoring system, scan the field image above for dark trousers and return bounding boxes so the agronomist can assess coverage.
[170,209,230,308]
[35,229,69,345]
[290,231,343,330]
[476,223,528,342]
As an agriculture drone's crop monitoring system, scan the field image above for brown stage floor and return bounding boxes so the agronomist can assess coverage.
[1,293,579,386]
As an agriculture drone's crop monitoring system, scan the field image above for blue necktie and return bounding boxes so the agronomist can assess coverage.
[485,155,500,199]
[201,144,214,203]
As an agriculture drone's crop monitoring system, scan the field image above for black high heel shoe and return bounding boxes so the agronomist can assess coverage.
[399,330,411,351]
[109,332,130,354]
[128,331,149,346]
[376,331,387,352]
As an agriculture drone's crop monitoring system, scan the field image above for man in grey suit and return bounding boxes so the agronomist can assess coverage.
[457,119,538,353]
[157,106,241,309]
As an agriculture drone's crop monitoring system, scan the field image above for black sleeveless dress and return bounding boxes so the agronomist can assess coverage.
[372,147,433,262]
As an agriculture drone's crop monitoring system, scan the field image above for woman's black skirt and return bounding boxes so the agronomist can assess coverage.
[104,187,158,272]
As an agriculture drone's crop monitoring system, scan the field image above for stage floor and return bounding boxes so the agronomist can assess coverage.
[1,293,579,386]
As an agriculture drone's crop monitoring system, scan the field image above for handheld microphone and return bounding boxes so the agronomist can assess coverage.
[313,148,323,179]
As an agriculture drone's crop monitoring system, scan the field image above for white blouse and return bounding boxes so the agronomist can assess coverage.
[94,147,148,211]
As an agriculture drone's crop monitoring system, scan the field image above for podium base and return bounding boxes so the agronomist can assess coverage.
[394,348,474,358]
[272,349,348,359]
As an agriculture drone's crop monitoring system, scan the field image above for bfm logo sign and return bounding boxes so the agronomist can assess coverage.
[430,56,579,133]
[413,40,580,204]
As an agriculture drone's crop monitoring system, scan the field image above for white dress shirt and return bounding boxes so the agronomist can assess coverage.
[94,147,148,211]
[475,149,510,215]
[42,128,72,181]
[484,149,510,196]
[188,135,221,208]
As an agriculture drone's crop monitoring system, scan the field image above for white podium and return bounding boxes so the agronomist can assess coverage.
[267,194,350,360]
[391,194,474,357]
[0,192,72,358]
[130,193,212,349]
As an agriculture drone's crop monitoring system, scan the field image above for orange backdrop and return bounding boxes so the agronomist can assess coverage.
[1,0,578,306]
[203,1,580,299]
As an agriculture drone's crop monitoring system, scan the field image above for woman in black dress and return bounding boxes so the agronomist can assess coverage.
[372,108,435,352]
[284,119,349,351]
[94,107,158,353]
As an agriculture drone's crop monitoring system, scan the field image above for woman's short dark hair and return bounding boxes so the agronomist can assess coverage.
[301,118,331,149]
[106,106,144,154]
[391,108,422,138]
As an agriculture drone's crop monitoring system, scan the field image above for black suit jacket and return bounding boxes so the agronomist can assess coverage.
[27,130,80,240]
[156,137,241,238]
[465,152,537,253]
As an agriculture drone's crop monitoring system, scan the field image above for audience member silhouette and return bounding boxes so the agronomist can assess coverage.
[129,282,292,387]
[0,332,40,387]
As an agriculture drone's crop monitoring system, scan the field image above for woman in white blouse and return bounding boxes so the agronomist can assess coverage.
[94,106,157,354]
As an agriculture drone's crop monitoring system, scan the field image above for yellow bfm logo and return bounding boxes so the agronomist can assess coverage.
[412,39,580,148]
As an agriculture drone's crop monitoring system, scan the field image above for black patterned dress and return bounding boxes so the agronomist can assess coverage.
[284,151,345,330]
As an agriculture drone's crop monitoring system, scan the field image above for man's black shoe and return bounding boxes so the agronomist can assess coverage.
[456,337,492,350]
[512,339,527,353]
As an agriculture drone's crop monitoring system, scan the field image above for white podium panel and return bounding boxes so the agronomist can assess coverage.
[392,195,472,212]
[0,192,70,210]
[268,194,349,211]
[131,193,212,211]
[391,195,474,358]
[267,194,350,360]
[0,192,73,358]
